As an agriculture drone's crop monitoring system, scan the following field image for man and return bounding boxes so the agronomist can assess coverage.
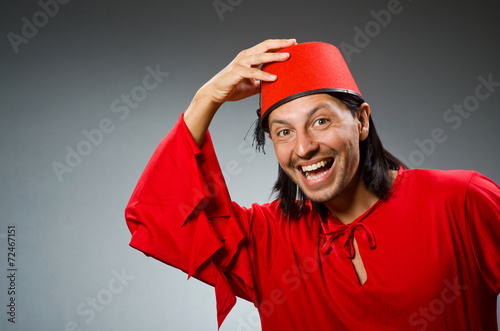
[125,39,500,330]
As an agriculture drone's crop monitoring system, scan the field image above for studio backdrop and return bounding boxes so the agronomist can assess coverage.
[1,0,499,330]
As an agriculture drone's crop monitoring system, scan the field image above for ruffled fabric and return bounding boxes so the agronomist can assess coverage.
[125,113,255,328]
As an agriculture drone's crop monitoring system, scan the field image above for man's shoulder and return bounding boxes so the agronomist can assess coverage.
[398,168,477,200]
[247,200,281,213]
[399,168,500,205]
[404,168,476,186]
[245,199,316,222]
[242,200,285,221]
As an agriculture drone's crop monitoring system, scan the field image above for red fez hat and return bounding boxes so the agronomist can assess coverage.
[260,42,362,131]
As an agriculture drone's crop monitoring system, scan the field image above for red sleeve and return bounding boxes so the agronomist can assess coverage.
[465,172,500,293]
[124,113,256,327]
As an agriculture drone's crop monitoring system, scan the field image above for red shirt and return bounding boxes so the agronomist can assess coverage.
[125,114,500,330]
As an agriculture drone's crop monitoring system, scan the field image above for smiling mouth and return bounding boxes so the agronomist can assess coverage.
[300,159,334,181]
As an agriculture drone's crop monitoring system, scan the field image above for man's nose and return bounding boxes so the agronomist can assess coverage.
[294,131,319,158]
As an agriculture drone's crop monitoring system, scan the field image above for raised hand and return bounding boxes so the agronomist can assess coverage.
[184,38,296,146]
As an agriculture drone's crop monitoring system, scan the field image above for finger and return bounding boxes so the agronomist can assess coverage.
[244,38,296,56]
[232,64,277,82]
[231,80,261,100]
[239,51,290,67]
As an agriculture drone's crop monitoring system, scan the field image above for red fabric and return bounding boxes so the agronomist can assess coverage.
[260,42,362,123]
[125,114,500,330]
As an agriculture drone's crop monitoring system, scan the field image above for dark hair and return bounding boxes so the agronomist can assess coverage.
[254,92,408,219]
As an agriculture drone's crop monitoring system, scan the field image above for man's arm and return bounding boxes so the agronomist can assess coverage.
[465,172,500,293]
[125,39,296,327]
[183,38,295,146]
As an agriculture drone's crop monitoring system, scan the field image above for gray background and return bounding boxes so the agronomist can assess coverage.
[1,0,499,330]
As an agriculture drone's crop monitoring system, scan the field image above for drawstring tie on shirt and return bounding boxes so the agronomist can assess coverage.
[321,222,376,259]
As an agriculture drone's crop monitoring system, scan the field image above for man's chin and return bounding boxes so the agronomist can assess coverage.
[299,186,338,204]
[288,171,338,204]
[306,195,335,204]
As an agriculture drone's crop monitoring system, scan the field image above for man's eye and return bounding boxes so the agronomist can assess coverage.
[314,118,328,126]
[278,129,291,137]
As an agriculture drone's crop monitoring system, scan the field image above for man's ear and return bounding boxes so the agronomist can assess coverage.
[357,103,370,141]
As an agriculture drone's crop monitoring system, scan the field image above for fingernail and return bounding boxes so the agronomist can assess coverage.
[287,38,296,43]
[269,74,277,80]
[280,52,289,58]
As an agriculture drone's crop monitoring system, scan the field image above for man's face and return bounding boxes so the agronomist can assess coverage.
[268,93,370,204]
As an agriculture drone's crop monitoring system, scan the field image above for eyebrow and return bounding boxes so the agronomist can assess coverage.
[269,103,330,131]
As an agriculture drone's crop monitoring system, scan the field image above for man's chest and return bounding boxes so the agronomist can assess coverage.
[255,207,476,329]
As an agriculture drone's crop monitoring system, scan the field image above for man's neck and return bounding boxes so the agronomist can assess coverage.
[324,170,397,224]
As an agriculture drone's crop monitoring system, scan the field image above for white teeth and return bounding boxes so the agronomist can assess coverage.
[301,160,331,181]
[305,169,329,180]
[301,160,327,172]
